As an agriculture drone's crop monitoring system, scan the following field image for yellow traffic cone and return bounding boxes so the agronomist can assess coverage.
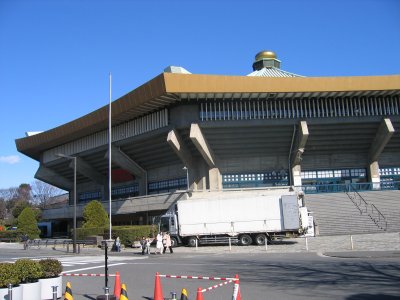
[180,288,188,300]
[64,282,73,300]
[120,283,128,300]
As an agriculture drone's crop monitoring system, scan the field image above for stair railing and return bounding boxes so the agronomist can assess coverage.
[346,184,387,231]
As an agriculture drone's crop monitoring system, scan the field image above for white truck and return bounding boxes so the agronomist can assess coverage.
[158,188,308,247]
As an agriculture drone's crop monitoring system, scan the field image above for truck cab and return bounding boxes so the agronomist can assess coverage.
[158,212,180,247]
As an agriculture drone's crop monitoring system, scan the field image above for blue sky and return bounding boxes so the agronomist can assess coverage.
[0,0,399,189]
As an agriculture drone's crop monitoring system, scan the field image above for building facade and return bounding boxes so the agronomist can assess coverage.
[16,51,400,232]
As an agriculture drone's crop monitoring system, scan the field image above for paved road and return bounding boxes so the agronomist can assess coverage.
[1,232,399,299]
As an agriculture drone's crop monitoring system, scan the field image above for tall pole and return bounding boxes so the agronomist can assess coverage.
[183,166,189,190]
[108,72,112,241]
[56,153,77,254]
[73,156,77,253]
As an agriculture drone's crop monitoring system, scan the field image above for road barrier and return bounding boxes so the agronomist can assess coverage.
[62,273,117,277]
[154,272,241,299]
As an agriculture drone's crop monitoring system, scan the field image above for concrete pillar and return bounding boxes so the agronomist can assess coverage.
[368,118,394,162]
[189,123,221,191]
[194,160,207,191]
[106,146,147,195]
[290,121,309,187]
[292,165,302,187]
[368,161,381,190]
[209,167,223,191]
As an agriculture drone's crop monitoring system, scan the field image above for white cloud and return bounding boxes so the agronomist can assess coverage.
[0,155,21,164]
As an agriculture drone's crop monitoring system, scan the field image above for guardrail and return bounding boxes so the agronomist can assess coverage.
[300,181,400,194]
[23,239,96,253]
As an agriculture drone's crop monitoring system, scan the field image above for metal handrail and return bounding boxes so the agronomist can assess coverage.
[346,185,368,214]
[348,184,387,231]
[371,203,388,230]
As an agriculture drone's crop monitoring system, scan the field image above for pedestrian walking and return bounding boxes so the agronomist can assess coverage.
[163,232,173,254]
[115,236,121,252]
[145,237,151,254]
[21,233,29,250]
[155,232,163,254]
[140,236,147,255]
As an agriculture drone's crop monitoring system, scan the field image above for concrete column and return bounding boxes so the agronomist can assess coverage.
[35,165,72,191]
[368,118,394,162]
[209,167,222,191]
[290,121,309,187]
[292,165,302,187]
[368,161,381,190]
[106,146,147,195]
[194,160,207,191]
[189,123,221,190]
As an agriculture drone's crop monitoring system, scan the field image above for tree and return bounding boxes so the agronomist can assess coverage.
[17,207,40,239]
[0,198,6,220]
[82,200,109,228]
[31,180,64,209]
[12,200,31,219]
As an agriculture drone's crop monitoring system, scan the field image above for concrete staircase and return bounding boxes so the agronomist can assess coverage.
[359,190,400,232]
[304,193,384,236]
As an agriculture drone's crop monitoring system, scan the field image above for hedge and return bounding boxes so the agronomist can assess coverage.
[0,259,62,288]
[15,259,43,283]
[76,225,157,246]
[0,230,20,242]
[0,263,20,288]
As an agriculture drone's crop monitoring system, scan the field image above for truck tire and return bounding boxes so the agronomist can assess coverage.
[187,237,197,247]
[239,234,252,246]
[170,237,178,248]
[255,234,267,245]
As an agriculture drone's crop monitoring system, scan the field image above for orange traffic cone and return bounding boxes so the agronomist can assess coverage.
[64,282,73,300]
[232,274,241,300]
[114,271,121,299]
[153,272,164,300]
[196,287,204,300]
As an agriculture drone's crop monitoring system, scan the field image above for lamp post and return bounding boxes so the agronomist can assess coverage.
[183,166,189,190]
[56,153,77,254]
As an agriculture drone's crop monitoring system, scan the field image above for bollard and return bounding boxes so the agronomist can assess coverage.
[52,285,58,300]
[8,283,12,300]
[265,239,268,252]
[67,242,70,253]
[229,238,232,251]
[78,243,81,254]
[104,287,110,300]
[305,237,309,251]
[195,239,198,250]
[350,235,354,250]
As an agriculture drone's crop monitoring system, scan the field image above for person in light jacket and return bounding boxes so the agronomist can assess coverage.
[162,232,173,254]
[155,232,163,254]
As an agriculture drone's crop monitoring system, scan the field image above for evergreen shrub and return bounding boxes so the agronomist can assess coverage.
[82,200,109,228]
[16,207,40,239]
[39,259,63,278]
[15,259,44,283]
[0,263,20,288]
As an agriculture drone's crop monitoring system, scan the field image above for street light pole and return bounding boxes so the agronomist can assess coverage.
[183,166,189,190]
[56,153,77,254]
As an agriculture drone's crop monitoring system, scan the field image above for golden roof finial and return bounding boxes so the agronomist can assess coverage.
[255,50,277,61]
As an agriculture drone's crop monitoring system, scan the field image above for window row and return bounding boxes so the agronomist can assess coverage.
[301,168,367,180]
[222,171,289,189]
[199,95,400,121]
[148,178,187,194]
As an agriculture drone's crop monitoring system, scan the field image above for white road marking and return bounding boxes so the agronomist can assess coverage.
[62,263,126,274]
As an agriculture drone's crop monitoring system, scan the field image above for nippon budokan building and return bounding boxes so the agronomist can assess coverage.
[16,51,400,237]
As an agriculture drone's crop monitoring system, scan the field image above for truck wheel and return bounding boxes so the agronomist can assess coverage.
[239,234,252,246]
[255,234,267,245]
[187,237,197,247]
[170,237,178,248]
